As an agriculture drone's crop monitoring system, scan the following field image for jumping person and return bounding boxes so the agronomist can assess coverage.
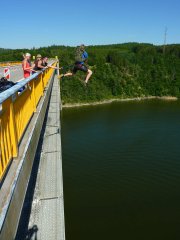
[59,45,93,85]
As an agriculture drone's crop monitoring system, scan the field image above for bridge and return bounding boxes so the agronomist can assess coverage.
[0,60,65,239]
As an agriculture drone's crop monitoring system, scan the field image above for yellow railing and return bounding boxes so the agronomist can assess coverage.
[0,61,57,180]
[0,62,22,67]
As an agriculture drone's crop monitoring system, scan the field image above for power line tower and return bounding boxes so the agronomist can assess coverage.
[163,27,168,55]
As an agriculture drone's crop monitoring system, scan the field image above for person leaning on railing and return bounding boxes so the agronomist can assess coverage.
[42,57,61,70]
[33,54,48,72]
[22,53,36,78]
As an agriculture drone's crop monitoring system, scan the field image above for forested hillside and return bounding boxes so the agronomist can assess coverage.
[0,43,180,104]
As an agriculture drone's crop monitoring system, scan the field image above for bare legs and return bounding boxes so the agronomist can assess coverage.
[60,69,93,84]
[63,73,73,77]
[85,69,93,83]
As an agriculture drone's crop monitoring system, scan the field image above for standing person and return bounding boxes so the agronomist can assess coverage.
[59,44,93,85]
[33,54,48,72]
[22,53,34,78]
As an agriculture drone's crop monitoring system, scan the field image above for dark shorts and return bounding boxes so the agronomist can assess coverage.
[72,63,88,74]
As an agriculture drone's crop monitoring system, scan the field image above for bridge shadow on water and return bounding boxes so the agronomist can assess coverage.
[15,101,50,240]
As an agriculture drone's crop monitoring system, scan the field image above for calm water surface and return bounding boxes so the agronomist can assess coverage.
[61,100,180,240]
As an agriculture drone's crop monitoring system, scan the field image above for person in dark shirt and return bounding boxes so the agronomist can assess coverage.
[42,57,61,70]
[0,77,24,93]
[33,54,48,72]
[42,57,48,67]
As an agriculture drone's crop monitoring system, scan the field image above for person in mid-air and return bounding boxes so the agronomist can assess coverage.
[59,44,93,85]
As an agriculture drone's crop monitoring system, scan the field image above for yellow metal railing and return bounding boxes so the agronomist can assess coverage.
[0,61,57,180]
[0,62,22,67]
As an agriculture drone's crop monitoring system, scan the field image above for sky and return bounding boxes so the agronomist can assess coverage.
[0,0,179,49]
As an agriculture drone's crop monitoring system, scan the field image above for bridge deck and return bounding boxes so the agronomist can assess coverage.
[16,76,65,240]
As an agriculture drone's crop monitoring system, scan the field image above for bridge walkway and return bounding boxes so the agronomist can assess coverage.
[15,75,65,240]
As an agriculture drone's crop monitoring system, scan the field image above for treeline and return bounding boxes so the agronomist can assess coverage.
[60,43,180,103]
[0,43,180,103]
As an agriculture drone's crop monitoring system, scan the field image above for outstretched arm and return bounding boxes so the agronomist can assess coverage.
[47,65,62,70]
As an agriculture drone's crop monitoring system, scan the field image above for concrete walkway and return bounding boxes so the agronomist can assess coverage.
[16,76,65,240]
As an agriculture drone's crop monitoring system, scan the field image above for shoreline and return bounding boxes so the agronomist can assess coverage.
[62,96,178,108]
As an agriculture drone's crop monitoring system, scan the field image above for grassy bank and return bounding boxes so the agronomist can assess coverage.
[62,96,178,108]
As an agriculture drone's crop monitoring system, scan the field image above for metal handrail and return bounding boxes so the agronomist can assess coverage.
[0,62,22,68]
[0,60,58,180]
[0,61,56,104]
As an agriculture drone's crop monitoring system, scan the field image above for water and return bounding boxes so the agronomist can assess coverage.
[61,100,180,240]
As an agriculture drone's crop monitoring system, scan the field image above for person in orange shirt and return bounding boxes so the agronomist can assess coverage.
[22,53,34,78]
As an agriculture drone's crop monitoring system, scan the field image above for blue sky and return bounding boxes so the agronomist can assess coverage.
[0,0,179,49]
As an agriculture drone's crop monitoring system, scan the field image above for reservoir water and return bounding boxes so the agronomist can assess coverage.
[61,100,180,240]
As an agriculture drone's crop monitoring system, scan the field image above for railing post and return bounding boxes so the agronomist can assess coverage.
[3,98,18,158]
[41,72,45,94]
[55,58,62,111]
[10,98,18,157]
[56,56,60,76]
[30,80,37,112]
[0,120,3,176]
[39,73,44,97]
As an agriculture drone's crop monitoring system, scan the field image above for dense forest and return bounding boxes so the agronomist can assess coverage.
[0,43,180,104]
